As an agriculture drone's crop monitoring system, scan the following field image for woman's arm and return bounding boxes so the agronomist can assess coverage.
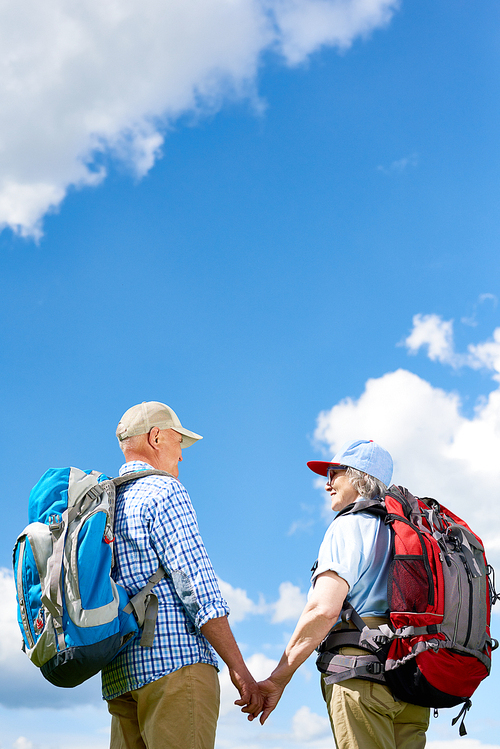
[257,570,349,724]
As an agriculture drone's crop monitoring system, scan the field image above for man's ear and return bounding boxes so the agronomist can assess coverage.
[148,427,160,448]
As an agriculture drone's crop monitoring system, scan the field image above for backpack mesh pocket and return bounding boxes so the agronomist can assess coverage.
[389,555,432,611]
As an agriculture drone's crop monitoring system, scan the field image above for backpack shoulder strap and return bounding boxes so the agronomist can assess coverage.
[99,469,175,532]
[335,498,387,520]
[310,499,387,588]
[111,469,175,488]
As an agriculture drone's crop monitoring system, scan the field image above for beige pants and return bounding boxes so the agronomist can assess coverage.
[107,663,220,749]
[321,675,430,749]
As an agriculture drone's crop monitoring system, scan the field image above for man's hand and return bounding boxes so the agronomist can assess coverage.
[199,616,263,720]
[231,668,263,720]
[255,676,287,724]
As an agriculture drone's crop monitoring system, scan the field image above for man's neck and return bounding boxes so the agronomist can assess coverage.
[122,451,158,468]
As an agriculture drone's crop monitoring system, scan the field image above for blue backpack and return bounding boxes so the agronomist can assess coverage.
[13,467,169,688]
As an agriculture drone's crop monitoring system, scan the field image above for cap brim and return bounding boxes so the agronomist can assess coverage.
[175,427,203,448]
[307,461,344,477]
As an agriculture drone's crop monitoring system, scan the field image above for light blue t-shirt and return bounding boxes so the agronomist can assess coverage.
[311,500,391,618]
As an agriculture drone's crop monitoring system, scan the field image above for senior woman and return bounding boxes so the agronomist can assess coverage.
[255,440,430,749]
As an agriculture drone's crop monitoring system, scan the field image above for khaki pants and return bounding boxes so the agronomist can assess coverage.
[107,663,220,749]
[321,676,430,749]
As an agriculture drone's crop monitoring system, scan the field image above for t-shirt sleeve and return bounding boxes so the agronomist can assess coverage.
[312,513,379,590]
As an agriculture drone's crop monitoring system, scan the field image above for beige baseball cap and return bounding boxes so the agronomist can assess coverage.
[116,401,203,448]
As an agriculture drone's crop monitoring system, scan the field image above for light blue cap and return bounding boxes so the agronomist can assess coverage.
[307,439,393,486]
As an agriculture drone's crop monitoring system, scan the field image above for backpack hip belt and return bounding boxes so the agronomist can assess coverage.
[317,604,392,686]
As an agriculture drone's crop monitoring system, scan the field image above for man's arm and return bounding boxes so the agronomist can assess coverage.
[257,570,348,724]
[201,616,263,720]
[150,480,261,716]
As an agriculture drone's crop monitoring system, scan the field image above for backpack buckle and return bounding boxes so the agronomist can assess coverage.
[103,525,115,544]
[366,661,383,675]
[48,514,64,536]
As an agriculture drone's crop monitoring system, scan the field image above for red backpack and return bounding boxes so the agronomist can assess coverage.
[316,486,499,734]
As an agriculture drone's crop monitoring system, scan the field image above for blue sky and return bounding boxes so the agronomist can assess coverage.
[1,1,500,748]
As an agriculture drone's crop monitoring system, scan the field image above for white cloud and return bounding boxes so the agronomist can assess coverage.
[12,736,35,749]
[218,578,267,622]
[13,739,35,749]
[377,152,418,174]
[0,0,399,238]
[467,328,500,381]
[404,314,458,365]
[291,705,330,742]
[461,294,497,327]
[220,577,306,624]
[288,518,315,535]
[271,0,398,65]
[313,368,500,564]
[404,313,500,381]
[272,581,307,623]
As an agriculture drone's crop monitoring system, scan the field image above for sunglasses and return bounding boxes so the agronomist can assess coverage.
[326,466,348,484]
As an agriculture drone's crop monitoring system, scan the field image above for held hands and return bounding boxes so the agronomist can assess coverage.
[255,676,287,724]
[233,671,288,724]
[230,667,263,721]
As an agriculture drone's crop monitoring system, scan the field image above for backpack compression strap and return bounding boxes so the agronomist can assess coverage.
[124,566,166,646]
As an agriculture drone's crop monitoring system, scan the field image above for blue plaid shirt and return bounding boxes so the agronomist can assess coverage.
[101,461,229,699]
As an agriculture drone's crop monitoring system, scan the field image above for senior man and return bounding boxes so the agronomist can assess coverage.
[256,439,430,749]
[102,401,261,749]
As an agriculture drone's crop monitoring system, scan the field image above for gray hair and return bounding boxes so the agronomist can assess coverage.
[346,467,387,500]
[118,434,144,454]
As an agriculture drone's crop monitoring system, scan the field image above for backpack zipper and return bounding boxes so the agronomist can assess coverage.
[68,507,109,602]
[458,550,474,647]
[445,532,473,647]
[439,514,468,645]
[16,539,36,650]
[446,553,463,645]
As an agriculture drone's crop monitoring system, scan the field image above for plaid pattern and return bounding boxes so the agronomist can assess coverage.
[101,461,229,700]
